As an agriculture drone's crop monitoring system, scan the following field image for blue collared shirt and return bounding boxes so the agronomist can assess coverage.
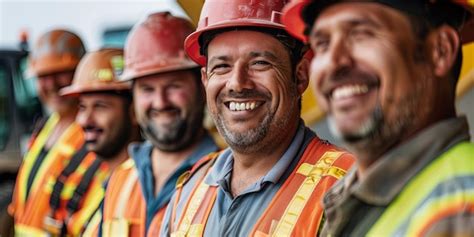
[161,122,316,236]
[130,133,219,231]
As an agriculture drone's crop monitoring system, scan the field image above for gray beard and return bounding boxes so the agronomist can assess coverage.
[141,118,189,152]
[214,112,273,154]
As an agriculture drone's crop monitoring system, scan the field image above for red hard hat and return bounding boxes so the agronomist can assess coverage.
[282,0,474,44]
[184,0,290,66]
[28,29,86,77]
[60,48,129,97]
[120,12,198,81]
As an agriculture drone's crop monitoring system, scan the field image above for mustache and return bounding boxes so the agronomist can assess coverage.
[147,106,181,117]
[330,67,379,84]
[82,125,103,133]
[221,89,271,100]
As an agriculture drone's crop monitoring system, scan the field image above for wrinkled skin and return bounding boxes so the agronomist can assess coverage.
[203,30,307,155]
[309,2,458,163]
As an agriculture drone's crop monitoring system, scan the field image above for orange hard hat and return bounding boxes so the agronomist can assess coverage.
[28,29,86,77]
[60,48,129,97]
[184,0,291,66]
[120,12,198,81]
[282,0,474,44]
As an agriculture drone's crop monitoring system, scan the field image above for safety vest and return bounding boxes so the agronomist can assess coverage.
[366,142,474,237]
[102,159,164,237]
[170,137,355,237]
[9,113,110,236]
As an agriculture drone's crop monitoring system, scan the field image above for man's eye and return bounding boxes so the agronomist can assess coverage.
[211,64,230,74]
[351,28,374,39]
[78,104,86,111]
[312,40,329,53]
[251,60,271,70]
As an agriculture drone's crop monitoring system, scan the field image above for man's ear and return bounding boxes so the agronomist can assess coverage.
[428,25,460,78]
[295,57,310,96]
[201,67,209,88]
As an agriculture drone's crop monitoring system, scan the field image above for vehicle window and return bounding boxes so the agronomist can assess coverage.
[102,27,131,48]
[14,56,42,128]
[0,62,11,150]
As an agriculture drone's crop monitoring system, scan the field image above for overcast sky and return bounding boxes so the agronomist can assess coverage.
[0,0,187,50]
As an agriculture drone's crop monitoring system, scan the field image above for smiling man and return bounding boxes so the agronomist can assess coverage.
[99,12,220,236]
[283,0,474,236]
[59,48,141,235]
[160,1,355,236]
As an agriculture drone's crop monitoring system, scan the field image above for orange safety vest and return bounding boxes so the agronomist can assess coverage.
[9,113,110,236]
[170,137,355,237]
[102,159,164,237]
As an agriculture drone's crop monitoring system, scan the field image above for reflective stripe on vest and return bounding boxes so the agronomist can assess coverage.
[172,137,355,237]
[82,208,102,237]
[68,162,109,235]
[367,142,474,237]
[17,114,60,212]
[103,159,144,237]
[13,116,86,235]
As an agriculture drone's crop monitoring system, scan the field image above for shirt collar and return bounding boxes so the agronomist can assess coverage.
[341,117,470,206]
[204,121,308,187]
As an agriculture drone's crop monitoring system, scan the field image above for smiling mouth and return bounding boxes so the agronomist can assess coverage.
[328,83,379,101]
[225,101,263,111]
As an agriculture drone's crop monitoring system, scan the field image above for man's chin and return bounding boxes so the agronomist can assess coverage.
[328,116,376,144]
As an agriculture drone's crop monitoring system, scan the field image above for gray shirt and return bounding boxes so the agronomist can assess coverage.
[160,122,316,236]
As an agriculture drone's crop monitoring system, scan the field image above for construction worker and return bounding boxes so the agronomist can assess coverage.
[7,29,109,236]
[100,12,220,236]
[283,0,474,236]
[160,1,355,236]
[59,48,141,236]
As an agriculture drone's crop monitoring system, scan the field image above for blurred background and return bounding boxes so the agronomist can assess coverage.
[0,0,473,219]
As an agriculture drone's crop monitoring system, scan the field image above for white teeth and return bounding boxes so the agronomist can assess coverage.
[332,85,369,100]
[229,101,259,111]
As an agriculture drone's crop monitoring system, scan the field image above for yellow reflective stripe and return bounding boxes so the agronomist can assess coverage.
[326,166,347,180]
[115,168,138,218]
[19,113,59,204]
[70,184,105,235]
[406,191,474,236]
[175,181,211,236]
[103,219,129,237]
[82,210,102,237]
[188,224,204,237]
[121,158,135,169]
[273,151,343,237]
[29,122,81,199]
[367,142,474,236]
[15,224,49,237]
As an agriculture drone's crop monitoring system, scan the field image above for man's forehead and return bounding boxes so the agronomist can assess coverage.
[311,3,395,33]
[207,31,286,61]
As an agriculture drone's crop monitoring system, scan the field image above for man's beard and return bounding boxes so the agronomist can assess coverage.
[212,88,296,154]
[88,118,132,159]
[330,92,419,162]
[141,110,204,152]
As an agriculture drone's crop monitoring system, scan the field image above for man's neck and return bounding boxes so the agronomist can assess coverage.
[103,147,129,172]
[150,136,202,196]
